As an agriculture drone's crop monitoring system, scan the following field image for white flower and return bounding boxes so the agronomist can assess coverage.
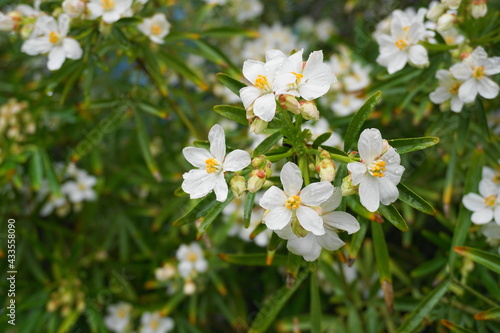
[39,183,69,217]
[104,302,132,333]
[87,0,132,24]
[462,179,500,225]
[275,188,360,261]
[21,14,83,71]
[138,13,170,44]
[302,118,343,148]
[437,12,456,31]
[176,242,208,279]
[204,0,227,4]
[259,162,334,235]
[343,62,371,92]
[314,19,336,42]
[429,69,464,112]
[0,12,15,31]
[439,27,465,46]
[239,51,293,122]
[331,93,365,116]
[471,0,487,19]
[376,17,429,74]
[62,0,86,18]
[182,124,251,202]
[231,0,263,22]
[483,163,500,185]
[443,0,461,10]
[276,49,337,101]
[155,263,176,281]
[139,312,174,333]
[450,47,500,103]
[481,223,500,254]
[61,171,97,203]
[347,128,405,212]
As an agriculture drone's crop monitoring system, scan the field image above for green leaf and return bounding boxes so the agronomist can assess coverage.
[420,41,458,51]
[312,132,332,148]
[371,222,392,284]
[474,99,491,142]
[396,280,450,333]
[348,218,369,264]
[137,101,168,119]
[216,73,246,96]
[454,247,500,274]
[243,191,256,228]
[141,47,168,97]
[441,320,476,332]
[57,311,80,333]
[387,137,440,154]
[29,148,43,191]
[213,105,247,125]
[134,110,162,181]
[474,306,500,321]
[159,52,207,90]
[200,27,259,38]
[193,140,210,150]
[252,131,283,157]
[378,204,409,232]
[197,193,234,238]
[343,91,382,151]
[319,144,349,157]
[410,257,447,278]
[248,270,309,333]
[192,40,237,71]
[173,195,217,226]
[40,149,62,197]
[310,272,322,333]
[218,253,287,266]
[398,183,436,215]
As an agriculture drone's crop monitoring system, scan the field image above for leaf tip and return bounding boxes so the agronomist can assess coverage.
[453,246,467,256]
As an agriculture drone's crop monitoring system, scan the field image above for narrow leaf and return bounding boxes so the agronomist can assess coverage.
[252,131,283,157]
[40,149,62,197]
[201,27,259,38]
[312,132,332,148]
[378,204,409,232]
[441,320,476,332]
[474,306,500,321]
[372,222,393,311]
[218,253,287,266]
[243,191,256,228]
[344,91,382,151]
[134,110,162,181]
[29,148,43,191]
[388,137,440,154]
[213,105,247,125]
[398,183,436,215]
[454,247,500,274]
[216,73,246,96]
[348,218,369,265]
[196,193,234,238]
[310,272,322,333]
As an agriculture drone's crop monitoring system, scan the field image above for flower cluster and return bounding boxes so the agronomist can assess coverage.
[0,98,35,142]
[104,302,174,333]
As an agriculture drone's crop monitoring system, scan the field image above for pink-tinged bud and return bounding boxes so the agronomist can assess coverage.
[426,3,446,21]
[437,13,456,31]
[471,0,487,18]
[265,164,273,178]
[250,118,268,134]
[230,173,247,199]
[318,159,336,182]
[318,147,331,159]
[251,156,264,168]
[299,100,319,120]
[248,169,266,193]
[443,0,461,10]
[341,174,357,196]
[279,94,300,114]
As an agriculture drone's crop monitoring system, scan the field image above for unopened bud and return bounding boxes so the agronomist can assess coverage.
[437,13,455,31]
[471,0,487,18]
[251,156,265,168]
[426,3,446,21]
[183,280,196,295]
[46,300,58,312]
[299,100,319,120]
[279,94,300,114]
[291,216,308,238]
[230,173,246,199]
[155,263,176,281]
[443,0,461,9]
[250,118,268,134]
[317,159,336,182]
[247,169,267,193]
[318,147,331,159]
[341,174,357,196]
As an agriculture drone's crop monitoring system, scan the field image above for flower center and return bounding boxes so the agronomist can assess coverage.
[151,24,161,36]
[449,82,460,94]
[403,26,410,32]
[473,66,485,80]
[285,195,301,210]
[117,309,127,319]
[395,39,407,50]
[484,195,497,207]
[255,75,271,91]
[205,158,220,174]
[494,174,500,184]
[368,160,386,178]
[342,97,350,106]
[187,252,198,262]
[291,71,304,84]
[101,0,115,10]
[78,183,86,191]
[150,319,160,330]
[49,31,60,44]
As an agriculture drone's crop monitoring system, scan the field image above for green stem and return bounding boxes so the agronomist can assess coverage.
[299,154,310,186]
[452,279,499,307]
[267,150,295,162]
[165,96,200,140]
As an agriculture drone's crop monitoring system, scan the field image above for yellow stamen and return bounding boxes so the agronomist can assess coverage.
[255,75,270,90]
[484,195,497,207]
[395,39,407,50]
[117,309,126,319]
[291,72,304,81]
[449,82,460,94]
[473,66,485,80]
[342,98,350,106]
[494,174,500,184]
[205,158,220,174]
[151,24,161,36]
[403,26,410,32]
[49,31,59,44]
[187,252,198,262]
[150,319,159,330]
[78,183,86,191]
[369,160,386,178]
[285,195,301,210]
[101,0,115,10]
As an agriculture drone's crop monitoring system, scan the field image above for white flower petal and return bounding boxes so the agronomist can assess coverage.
[182,169,216,199]
[347,162,367,185]
[281,162,303,196]
[494,206,500,225]
[458,78,478,104]
[479,179,498,197]
[183,147,213,168]
[408,44,428,66]
[214,172,228,202]
[242,59,265,84]
[259,186,287,209]
[462,192,485,211]
[223,149,251,172]
[253,93,277,122]
[320,187,343,212]
[477,77,499,100]
[317,229,345,251]
[450,62,472,80]
[430,87,451,104]
[194,258,207,273]
[450,95,464,112]
[358,128,383,162]
[47,45,66,71]
[322,211,360,234]
[359,174,380,212]
[62,38,82,60]
[378,177,400,205]
[471,208,493,225]
[387,51,408,74]
[208,124,226,162]
[274,223,295,240]
[296,206,325,236]
[21,37,52,56]
[240,86,261,109]
[286,233,322,261]
[263,206,292,230]
[300,181,334,206]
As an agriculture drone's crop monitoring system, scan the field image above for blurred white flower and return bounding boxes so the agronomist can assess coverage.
[481,223,500,254]
[314,18,336,42]
[139,311,174,333]
[62,0,86,18]
[176,242,208,279]
[138,13,170,44]
[204,0,227,5]
[21,14,83,71]
[429,69,464,112]
[155,263,176,281]
[471,0,487,19]
[483,163,500,185]
[104,302,132,333]
[87,0,132,23]
[331,93,365,116]
[347,128,405,212]
[182,124,251,202]
[39,185,68,217]
[439,27,465,46]
[275,188,360,261]
[231,0,263,22]
[302,118,343,148]
[343,62,371,92]
[260,162,334,235]
[463,179,500,225]
[450,46,500,103]
[0,12,15,31]
[61,171,97,203]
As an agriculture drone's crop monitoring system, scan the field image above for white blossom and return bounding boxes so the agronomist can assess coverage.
[331,93,365,116]
[463,179,500,225]
[139,312,174,333]
[87,0,132,23]
[61,171,97,203]
[176,242,208,279]
[429,69,464,112]
[138,13,170,44]
[104,302,132,333]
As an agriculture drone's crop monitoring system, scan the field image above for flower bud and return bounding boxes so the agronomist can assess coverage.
[318,147,331,159]
[317,158,336,182]
[291,216,308,238]
[426,3,446,21]
[230,173,246,198]
[251,156,265,168]
[247,169,266,193]
[183,280,196,295]
[471,0,487,18]
[155,263,176,281]
[299,100,319,120]
[341,174,357,196]
[0,13,15,32]
[62,0,86,18]
[279,94,300,114]
[443,0,461,9]
[250,118,268,134]
[437,13,456,31]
